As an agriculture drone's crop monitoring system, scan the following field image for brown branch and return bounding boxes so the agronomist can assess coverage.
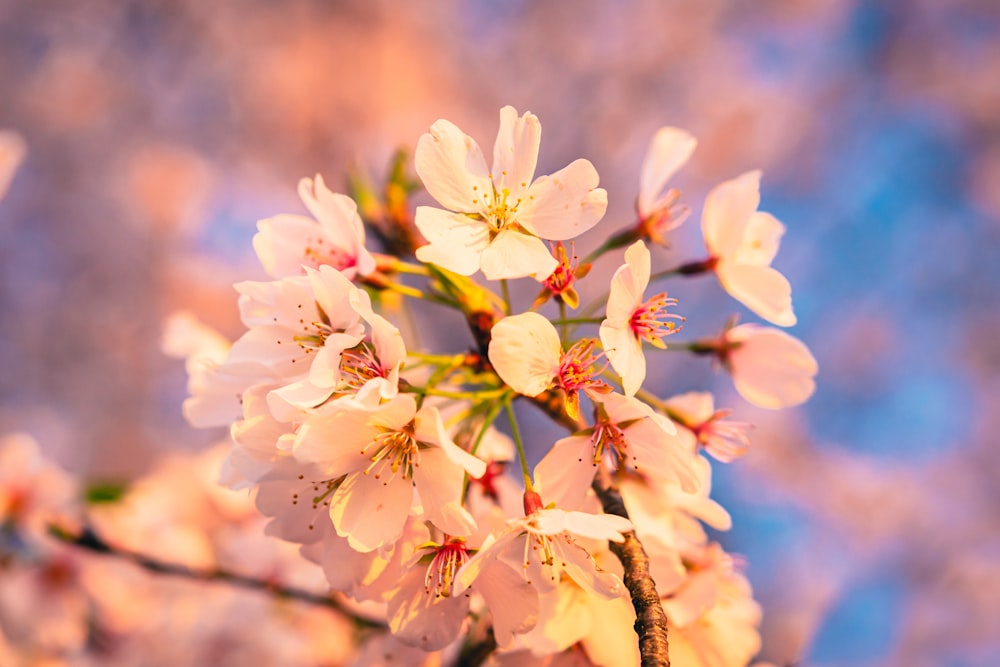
[592,478,671,667]
[49,524,384,630]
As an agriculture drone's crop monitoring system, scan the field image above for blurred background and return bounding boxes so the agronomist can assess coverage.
[1,1,998,665]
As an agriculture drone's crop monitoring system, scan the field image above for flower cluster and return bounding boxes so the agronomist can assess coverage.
[134,107,817,665]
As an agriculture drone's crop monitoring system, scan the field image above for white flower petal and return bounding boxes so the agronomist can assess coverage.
[479,229,557,280]
[329,472,412,552]
[413,448,476,536]
[518,159,607,240]
[716,263,796,327]
[533,435,597,510]
[306,265,364,330]
[701,170,761,258]
[559,510,632,543]
[663,391,716,423]
[415,119,492,214]
[732,211,785,267]
[472,560,540,647]
[488,313,562,396]
[267,380,330,416]
[600,322,645,397]
[387,568,470,651]
[639,127,696,218]
[727,325,818,409]
[414,206,490,276]
[293,409,374,475]
[604,242,648,324]
[492,106,541,202]
[622,419,699,492]
[414,405,486,476]
[555,540,625,599]
[298,175,362,244]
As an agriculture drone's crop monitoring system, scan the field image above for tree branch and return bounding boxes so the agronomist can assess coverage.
[591,478,671,667]
[49,524,384,630]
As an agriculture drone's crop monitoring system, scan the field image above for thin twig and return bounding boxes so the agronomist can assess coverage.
[49,524,384,630]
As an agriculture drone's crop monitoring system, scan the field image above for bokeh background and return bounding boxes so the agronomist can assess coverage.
[2,1,999,665]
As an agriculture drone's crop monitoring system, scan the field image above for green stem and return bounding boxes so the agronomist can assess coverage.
[390,259,430,276]
[460,399,508,500]
[634,387,693,429]
[500,279,512,315]
[504,397,533,489]
[581,226,640,265]
[381,280,456,307]
[405,386,507,401]
[558,300,568,341]
[550,317,604,326]
[472,399,507,457]
[407,351,463,364]
[577,289,610,323]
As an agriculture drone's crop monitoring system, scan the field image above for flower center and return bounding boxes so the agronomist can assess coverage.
[362,422,420,482]
[292,302,335,352]
[556,339,607,394]
[592,420,628,467]
[556,339,610,421]
[691,409,752,462]
[544,242,577,295]
[337,341,385,394]
[424,540,471,598]
[476,183,525,235]
[629,292,685,347]
[288,475,342,533]
[302,236,356,272]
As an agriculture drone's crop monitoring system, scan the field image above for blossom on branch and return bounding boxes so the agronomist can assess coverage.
[488,312,609,420]
[702,171,797,326]
[600,240,685,396]
[534,391,698,511]
[637,126,696,245]
[414,106,608,280]
[720,324,818,409]
[293,393,486,552]
[253,174,376,280]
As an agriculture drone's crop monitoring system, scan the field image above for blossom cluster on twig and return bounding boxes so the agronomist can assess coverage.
[0,109,817,666]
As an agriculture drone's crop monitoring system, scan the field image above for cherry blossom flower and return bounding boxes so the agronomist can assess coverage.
[414,105,608,280]
[619,459,732,569]
[386,538,473,650]
[0,434,79,538]
[663,391,753,462]
[701,170,797,326]
[663,543,762,667]
[637,127,696,245]
[488,312,609,420]
[510,569,638,663]
[455,503,630,648]
[600,240,685,396]
[293,393,486,552]
[532,242,590,310]
[226,265,366,403]
[161,310,273,429]
[267,281,405,415]
[253,174,376,280]
[721,324,818,409]
[534,391,697,511]
[457,505,631,609]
